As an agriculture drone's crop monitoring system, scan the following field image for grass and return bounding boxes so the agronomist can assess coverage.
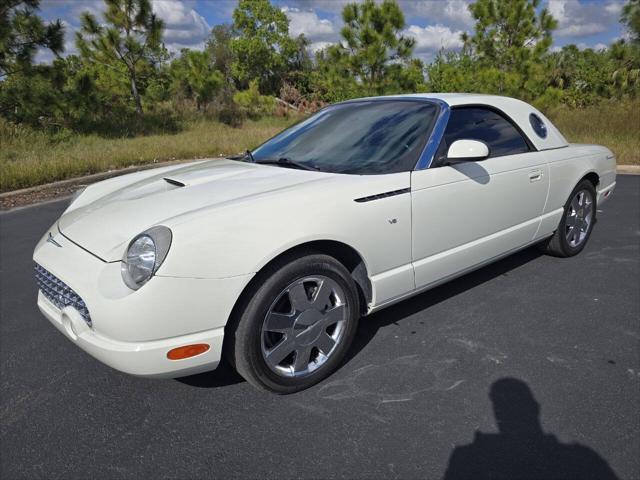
[546,99,640,166]
[1,100,638,193]
[0,116,297,192]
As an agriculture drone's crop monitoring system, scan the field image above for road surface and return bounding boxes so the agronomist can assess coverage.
[1,176,638,479]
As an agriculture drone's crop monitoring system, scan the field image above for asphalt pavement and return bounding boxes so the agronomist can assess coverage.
[1,176,638,479]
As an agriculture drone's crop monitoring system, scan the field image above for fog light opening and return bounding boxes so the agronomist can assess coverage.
[167,344,210,360]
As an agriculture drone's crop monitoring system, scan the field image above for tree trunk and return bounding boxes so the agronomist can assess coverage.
[130,70,143,115]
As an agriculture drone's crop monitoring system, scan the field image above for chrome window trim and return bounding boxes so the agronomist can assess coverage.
[414,98,451,170]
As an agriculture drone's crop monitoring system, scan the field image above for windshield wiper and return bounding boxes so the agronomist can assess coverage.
[256,158,319,171]
[227,149,255,163]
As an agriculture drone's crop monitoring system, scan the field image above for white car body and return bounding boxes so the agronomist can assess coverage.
[33,93,617,379]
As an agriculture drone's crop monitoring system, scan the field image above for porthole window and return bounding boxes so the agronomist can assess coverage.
[529,113,547,139]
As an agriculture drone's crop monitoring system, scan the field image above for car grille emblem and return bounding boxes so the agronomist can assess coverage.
[46,232,62,248]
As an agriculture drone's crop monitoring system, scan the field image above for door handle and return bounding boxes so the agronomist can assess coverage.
[528,169,543,182]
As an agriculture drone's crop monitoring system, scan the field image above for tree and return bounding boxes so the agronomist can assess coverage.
[0,0,64,77]
[230,0,297,95]
[311,0,423,100]
[170,49,223,111]
[463,0,557,73]
[76,0,164,114]
[206,24,235,82]
[621,0,640,44]
[328,0,418,95]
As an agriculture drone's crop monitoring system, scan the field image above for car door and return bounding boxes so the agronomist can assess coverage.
[411,106,549,290]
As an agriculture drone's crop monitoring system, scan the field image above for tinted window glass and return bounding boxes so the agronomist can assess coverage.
[252,100,438,174]
[441,107,530,158]
[529,113,547,138]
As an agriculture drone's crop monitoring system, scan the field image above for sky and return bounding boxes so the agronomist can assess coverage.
[37,0,629,63]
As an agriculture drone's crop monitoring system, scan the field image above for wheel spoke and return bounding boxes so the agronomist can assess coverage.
[311,278,336,310]
[571,195,580,211]
[315,332,336,355]
[288,283,312,311]
[572,227,581,244]
[320,304,346,328]
[566,225,576,244]
[566,214,577,227]
[293,346,312,373]
[583,202,592,218]
[265,337,295,368]
[264,312,296,333]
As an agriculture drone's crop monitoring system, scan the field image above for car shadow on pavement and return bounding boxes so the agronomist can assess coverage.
[346,245,544,363]
[442,377,619,480]
[175,359,244,388]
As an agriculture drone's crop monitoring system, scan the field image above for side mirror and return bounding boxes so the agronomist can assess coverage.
[446,139,489,162]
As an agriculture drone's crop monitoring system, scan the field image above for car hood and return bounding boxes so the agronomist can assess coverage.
[58,159,331,261]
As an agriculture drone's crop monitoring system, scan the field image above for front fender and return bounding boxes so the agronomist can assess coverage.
[158,173,412,281]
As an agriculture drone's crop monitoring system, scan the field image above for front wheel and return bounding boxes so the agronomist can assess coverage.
[226,252,360,394]
[540,179,597,257]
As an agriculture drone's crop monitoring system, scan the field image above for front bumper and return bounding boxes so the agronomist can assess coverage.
[597,180,616,206]
[33,225,252,378]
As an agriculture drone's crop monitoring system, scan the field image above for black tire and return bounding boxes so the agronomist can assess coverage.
[539,179,597,257]
[225,251,360,394]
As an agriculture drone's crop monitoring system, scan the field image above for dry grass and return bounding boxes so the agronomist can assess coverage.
[1,100,638,193]
[545,100,640,166]
[0,116,297,192]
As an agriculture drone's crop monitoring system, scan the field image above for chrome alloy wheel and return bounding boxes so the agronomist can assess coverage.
[565,189,594,248]
[260,275,347,378]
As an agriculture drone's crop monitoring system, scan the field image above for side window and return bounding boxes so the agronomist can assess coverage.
[439,107,530,160]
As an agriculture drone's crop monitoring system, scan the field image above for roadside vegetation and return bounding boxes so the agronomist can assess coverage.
[547,100,640,166]
[0,116,297,191]
[1,0,639,193]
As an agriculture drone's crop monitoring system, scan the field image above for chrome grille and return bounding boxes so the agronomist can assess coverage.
[34,264,91,325]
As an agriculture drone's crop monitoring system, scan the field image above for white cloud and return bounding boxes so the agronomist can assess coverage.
[604,1,623,16]
[309,41,334,53]
[282,6,337,41]
[400,1,474,29]
[548,0,611,38]
[152,0,210,51]
[575,41,608,51]
[68,0,105,18]
[404,24,464,57]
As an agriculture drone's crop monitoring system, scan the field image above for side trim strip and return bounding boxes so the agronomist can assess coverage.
[354,187,411,203]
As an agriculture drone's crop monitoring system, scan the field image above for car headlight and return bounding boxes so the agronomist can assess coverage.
[121,226,172,290]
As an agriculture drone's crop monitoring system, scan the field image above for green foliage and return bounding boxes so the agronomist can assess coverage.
[230,0,297,95]
[0,0,64,77]
[206,23,235,82]
[1,0,639,171]
[463,0,557,73]
[621,0,640,44]
[311,0,424,101]
[233,80,276,119]
[170,49,223,111]
[76,0,165,114]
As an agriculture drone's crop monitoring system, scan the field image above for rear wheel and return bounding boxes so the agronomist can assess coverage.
[540,179,596,257]
[226,252,359,394]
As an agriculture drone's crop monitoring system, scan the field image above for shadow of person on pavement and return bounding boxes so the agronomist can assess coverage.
[443,377,619,480]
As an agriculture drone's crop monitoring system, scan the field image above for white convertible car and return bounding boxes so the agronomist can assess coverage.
[34,94,616,393]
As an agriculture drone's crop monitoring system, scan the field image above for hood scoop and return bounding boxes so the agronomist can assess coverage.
[163,177,186,187]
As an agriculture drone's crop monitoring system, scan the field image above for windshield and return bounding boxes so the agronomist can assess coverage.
[251,100,439,175]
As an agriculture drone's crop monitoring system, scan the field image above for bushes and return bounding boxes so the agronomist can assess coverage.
[217,101,245,127]
[233,80,276,119]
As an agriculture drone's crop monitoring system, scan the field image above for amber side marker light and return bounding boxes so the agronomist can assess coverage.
[167,344,210,360]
